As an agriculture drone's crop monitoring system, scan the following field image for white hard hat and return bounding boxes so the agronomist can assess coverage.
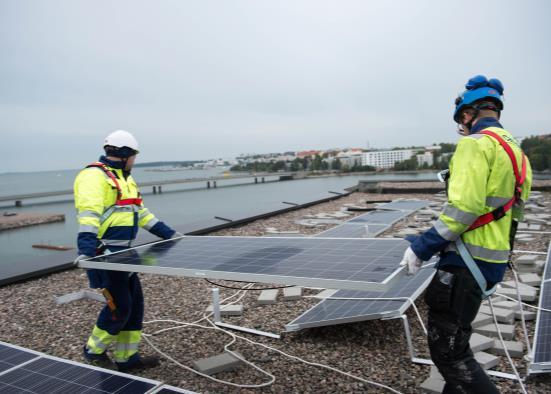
[104,130,139,153]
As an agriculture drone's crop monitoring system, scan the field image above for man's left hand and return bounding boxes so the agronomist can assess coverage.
[399,247,423,275]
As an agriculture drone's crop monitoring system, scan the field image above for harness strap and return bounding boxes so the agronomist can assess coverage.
[465,130,527,232]
[86,162,123,201]
[85,162,143,225]
[455,238,496,299]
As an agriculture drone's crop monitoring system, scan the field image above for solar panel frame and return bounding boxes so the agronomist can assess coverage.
[529,241,551,374]
[348,210,411,225]
[315,223,389,238]
[78,236,409,292]
[285,264,435,331]
[375,200,431,212]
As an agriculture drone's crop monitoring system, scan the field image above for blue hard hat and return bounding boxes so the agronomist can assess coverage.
[454,75,504,123]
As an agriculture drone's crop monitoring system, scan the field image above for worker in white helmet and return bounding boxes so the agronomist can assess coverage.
[74,130,182,371]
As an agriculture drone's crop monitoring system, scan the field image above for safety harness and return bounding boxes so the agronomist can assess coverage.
[454,130,527,298]
[86,162,143,225]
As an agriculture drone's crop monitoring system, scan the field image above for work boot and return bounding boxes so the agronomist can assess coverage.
[117,354,160,373]
[83,346,116,370]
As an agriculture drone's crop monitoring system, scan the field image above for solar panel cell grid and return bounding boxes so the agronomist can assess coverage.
[0,358,157,394]
[286,266,435,330]
[80,237,409,291]
[0,344,38,374]
[532,242,551,367]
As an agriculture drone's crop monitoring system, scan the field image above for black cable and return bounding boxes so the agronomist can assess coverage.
[204,278,294,291]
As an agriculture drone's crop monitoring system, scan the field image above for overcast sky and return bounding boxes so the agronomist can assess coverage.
[1,0,550,172]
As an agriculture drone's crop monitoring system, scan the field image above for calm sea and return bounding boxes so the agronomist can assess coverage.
[0,167,438,265]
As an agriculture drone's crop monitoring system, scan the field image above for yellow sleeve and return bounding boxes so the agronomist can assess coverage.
[74,169,106,235]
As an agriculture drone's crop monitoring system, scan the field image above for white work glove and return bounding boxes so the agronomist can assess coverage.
[399,247,423,276]
[172,231,184,239]
[74,255,93,266]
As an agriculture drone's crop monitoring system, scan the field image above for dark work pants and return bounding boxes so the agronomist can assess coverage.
[96,272,144,335]
[424,265,499,394]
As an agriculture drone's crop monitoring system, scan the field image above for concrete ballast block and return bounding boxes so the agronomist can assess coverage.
[206,304,244,316]
[257,289,279,304]
[283,286,302,301]
[470,333,495,353]
[474,351,499,370]
[420,377,445,394]
[473,323,515,340]
[515,255,538,265]
[491,340,524,358]
[477,305,515,324]
[500,280,538,293]
[496,287,537,302]
[515,309,537,321]
[472,314,493,329]
[518,273,542,287]
[492,300,520,311]
[192,352,244,375]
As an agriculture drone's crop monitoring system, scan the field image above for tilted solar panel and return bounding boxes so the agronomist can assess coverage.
[79,236,408,292]
[530,241,551,373]
[286,264,435,331]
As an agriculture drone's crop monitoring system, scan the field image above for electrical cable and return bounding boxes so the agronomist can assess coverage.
[488,298,528,393]
[510,269,532,356]
[142,284,403,392]
[203,278,294,290]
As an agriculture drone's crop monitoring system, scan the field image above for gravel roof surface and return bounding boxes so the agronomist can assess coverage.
[0,191,550,393]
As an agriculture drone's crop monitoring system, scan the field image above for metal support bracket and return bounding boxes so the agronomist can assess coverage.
[211,288,280,339]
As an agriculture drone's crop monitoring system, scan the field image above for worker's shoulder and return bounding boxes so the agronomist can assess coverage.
[75,164,110,183]
[461,127,516,149]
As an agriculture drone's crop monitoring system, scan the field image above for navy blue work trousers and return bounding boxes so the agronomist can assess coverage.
[425,263,499,394]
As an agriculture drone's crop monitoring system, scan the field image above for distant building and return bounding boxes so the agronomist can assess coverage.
[362,149,413,169]
[416,152,434,167]
[424,145,442,151]
[338,150,363,168]
[297,150,321,159]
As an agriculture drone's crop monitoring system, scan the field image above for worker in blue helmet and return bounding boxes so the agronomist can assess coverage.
[400,75,532,393]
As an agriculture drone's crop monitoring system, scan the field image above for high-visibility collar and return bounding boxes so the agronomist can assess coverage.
[85,162,143,206]
[465,129,527,232]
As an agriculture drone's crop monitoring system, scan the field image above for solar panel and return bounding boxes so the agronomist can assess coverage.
[286,265,435,331]
[79,236,409,291]
[348,210,410,225]
[0,342,160,393]
[316,223,389,238]
[0,343,40,374]
[376,199,431,211]
[530,241,551,374]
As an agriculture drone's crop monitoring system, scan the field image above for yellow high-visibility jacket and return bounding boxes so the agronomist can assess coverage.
[411,125,532,282]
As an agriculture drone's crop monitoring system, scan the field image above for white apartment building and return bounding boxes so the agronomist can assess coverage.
[362,149,413,169]
[416,152,434,167]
